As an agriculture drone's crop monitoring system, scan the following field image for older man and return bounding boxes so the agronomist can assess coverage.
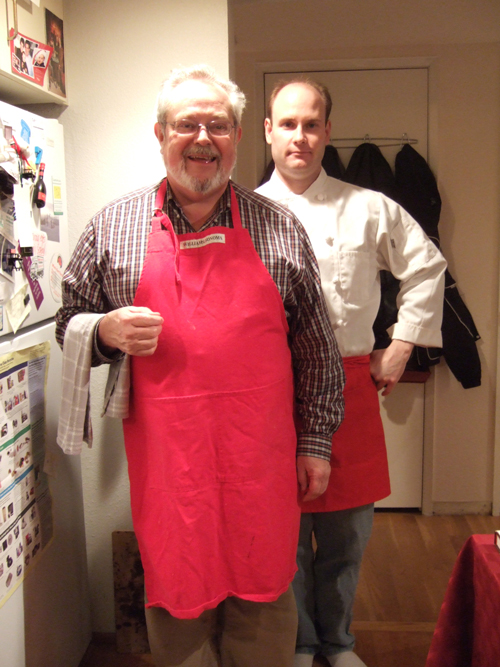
[257,79,446,667]
[55,66,344,667]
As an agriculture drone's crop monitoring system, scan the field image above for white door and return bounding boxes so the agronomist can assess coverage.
[264,67,429,507]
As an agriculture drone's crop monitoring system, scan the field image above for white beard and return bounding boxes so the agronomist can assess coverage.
[167,146,236,195]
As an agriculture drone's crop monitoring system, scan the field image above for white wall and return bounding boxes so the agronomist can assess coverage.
[231,0,500,512]
[60,0,230,632]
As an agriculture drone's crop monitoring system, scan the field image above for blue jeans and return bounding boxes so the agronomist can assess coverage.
[293,504,374,657]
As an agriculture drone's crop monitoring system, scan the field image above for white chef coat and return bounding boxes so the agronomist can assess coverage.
[256,169,446,358]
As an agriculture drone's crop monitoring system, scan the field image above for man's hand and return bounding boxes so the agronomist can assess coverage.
[370,339,414,396]
[97,306,164,356]
[297,456,331,502]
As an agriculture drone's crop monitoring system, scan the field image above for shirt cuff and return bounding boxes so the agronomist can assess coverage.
[296,433,332,461]
[93,318,125,365]
[390,321,443,348]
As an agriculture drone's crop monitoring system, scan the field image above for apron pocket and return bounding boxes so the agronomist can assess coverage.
[128,377,295,493]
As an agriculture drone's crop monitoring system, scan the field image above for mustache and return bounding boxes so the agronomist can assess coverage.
[183,146,221,160]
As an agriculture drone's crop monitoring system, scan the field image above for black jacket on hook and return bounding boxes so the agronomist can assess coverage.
[395,143,441,244]
[395,144,481,388]
[343,142,481,388]
[343,142,399,202]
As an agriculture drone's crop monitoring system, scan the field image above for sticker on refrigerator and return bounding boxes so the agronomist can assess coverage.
[52,178,63,215]
[21,254,44,311]
[40,213,60,243]
[0,237,16,283]
[29,231,47,281]
[49,254,63,302]
[0,200,15,245]
[5,285,30,334]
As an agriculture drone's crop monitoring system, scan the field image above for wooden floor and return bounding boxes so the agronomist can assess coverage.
[79,511,500,667]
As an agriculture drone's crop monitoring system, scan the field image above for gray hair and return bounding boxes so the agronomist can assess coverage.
[156,64,247,127]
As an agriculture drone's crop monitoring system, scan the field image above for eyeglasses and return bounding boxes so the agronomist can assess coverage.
[168,119,235,137]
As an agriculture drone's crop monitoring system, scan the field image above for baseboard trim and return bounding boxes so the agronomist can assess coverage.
[351,621,436,633]
[431,501,492,515]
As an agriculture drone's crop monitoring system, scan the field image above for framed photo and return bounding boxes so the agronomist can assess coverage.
[45,10,66,97]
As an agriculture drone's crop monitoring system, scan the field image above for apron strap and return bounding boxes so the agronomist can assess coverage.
[151,180,241,284]
[153,178,168,231]
[152,178,181,284]
[230,185,242,230]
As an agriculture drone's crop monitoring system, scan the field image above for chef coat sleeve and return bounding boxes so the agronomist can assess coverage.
[289,217,345,461]
[376,197,447,348]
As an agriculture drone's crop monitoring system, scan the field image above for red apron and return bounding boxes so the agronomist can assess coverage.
[123,180,300,619]
[303,355,390,513]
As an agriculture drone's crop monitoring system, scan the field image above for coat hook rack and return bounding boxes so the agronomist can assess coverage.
[330,134,418,149]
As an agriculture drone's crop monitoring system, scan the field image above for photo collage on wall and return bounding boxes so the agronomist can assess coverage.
[9,9,66,98]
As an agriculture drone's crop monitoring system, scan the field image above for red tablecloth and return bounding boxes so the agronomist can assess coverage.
[426,534,500,667]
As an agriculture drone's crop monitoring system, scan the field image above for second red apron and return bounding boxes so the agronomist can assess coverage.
[303,355,390,513]
[123,181,300,619]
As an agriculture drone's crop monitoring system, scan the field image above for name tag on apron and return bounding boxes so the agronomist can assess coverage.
[180,233,226,249]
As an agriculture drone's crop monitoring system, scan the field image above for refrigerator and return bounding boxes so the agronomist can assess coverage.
[0,101,91,666]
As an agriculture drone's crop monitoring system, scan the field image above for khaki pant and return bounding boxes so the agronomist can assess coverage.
[145,586,298,667]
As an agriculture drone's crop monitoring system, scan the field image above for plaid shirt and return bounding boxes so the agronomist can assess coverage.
[56,179,345,459]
